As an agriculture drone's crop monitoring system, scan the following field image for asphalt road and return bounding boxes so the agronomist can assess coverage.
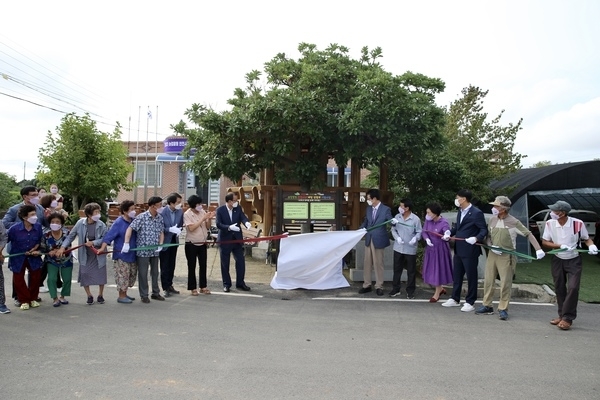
[2,274,599,400]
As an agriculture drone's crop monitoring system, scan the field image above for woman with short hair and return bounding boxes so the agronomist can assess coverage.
[58,202,107,305]
[43,212,73,307]
[421,202,453,302]
[99,200,138,304]
[184,195,215,295]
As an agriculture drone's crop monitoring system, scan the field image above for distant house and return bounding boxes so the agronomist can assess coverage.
[114,140,234,206]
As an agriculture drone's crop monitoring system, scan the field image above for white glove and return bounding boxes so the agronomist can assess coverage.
[536,249,546,259]
[244,222,251,229]
[229,224,240,232]
[491,245,502,255]
[390,218,398,225]
[560,244,577,251]
[588,244,598,255]
[121,243,130,253]
[465,237,477,245]
[425,238,433,247]
[155,246,163,253]
[409,237,417,246]
[442,230,451,241]
[396,237,404,244]
[168,226,182,235]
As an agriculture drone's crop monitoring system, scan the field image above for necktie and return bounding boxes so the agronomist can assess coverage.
[372,207,376,221]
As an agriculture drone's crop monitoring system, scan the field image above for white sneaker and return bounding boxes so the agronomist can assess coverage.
[39,287,49,293]
[461,303,475,312]
[441,298,461,307]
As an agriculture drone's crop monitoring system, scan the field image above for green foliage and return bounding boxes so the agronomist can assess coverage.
[180,43,447,191]
[0,172,21,210]
[442,86,524,202]
[36,113,135,210]
[531,160,552,168]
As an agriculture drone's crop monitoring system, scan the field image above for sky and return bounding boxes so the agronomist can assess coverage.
[1,0,599,181]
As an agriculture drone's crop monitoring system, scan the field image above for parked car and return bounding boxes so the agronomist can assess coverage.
[529,209,598,242]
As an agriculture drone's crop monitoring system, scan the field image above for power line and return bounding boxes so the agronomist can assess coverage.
[0,91,67,113]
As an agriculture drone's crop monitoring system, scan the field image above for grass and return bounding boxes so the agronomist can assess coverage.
[514,253,600,303]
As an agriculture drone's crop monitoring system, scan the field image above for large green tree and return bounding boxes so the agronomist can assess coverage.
[442,85,524,202]
[0,172,20,211]
[181,43,447,191]
[37,113,134,211]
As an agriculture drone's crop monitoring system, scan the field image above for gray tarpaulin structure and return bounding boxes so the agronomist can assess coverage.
[490,160,600,261]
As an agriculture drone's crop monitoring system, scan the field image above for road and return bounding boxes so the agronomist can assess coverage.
[1,273,599,400]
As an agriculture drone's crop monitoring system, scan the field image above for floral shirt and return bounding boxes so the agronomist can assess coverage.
[129,211,164,257]
[43,227,73,268]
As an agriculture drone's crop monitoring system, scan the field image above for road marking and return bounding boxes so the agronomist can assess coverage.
[212,292,264,298]
[311,297,554,306]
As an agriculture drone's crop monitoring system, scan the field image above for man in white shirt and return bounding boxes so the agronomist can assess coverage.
[541,201,598,330]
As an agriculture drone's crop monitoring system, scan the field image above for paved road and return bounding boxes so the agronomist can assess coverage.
[2,252,599,399]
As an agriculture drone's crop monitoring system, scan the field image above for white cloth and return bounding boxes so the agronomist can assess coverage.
[270,230,365,290]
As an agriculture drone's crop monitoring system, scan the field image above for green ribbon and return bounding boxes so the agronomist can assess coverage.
[128,243,180,252]
[366,218,398,232]
[479,244,538,261]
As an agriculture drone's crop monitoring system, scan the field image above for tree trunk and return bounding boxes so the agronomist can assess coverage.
[72,194,79,213]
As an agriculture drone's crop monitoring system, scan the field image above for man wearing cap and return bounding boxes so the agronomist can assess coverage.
[475,196,545,320]
[541,201,598,330]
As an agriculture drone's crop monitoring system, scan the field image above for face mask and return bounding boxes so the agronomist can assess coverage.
[174,203,182,210]
[232,201,239,208]
[367,200,373,206]
[454,198,461,208]
[398,207,406,214]
[51,200,58,208]
[50,188,58,194]
[27,216,38,224]
[50,223,62,231]
[550,211,560,220]
[30,196,40,205]
[195,206,203,212]
[91,214,101,222]
[425,214,433,221]
[157,206,165,213]
[127,210,137,219]
[491,207,500,216]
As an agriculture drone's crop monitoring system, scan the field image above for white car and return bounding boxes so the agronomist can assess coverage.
[529,209,598,239]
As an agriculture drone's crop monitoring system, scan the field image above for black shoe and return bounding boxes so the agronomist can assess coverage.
[406,294,415,299]
[358,286,372,294]
[97,295,105,304]
[141,297,150,304]
[151,294,165,301]
[163,290,170,298]
[376,288,384,296]
[223,287,231,293]
[167,286,180,294]
[389,288,401,297]
[236,285,251,291]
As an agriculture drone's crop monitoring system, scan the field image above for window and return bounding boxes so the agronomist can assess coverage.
[134,162,162,187]
[327,168,351,187]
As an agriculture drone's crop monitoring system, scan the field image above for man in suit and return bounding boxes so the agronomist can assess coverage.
[216,193,252,292]
[159,193,184,297]
[441,189,488,312]
[358,189,393,296]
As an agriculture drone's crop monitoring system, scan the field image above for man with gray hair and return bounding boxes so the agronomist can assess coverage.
[475,196,545,320]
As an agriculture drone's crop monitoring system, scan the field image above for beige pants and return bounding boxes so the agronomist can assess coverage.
[363,242,385,289]
[482,251,516,311]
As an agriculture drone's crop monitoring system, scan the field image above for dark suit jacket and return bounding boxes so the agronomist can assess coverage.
[451,205,488,258]
[216,204,249,247]
[359,203,393,248]
[160,206,184,244]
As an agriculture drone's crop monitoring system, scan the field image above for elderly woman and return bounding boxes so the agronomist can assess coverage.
[7,205,44,310]
[183,195,215,295]
[40,194,68,218]
[99,200,138,304]
[421,202,453,303]
[43,212,73,307]
[49,183,65,211]
[58,202,107,305]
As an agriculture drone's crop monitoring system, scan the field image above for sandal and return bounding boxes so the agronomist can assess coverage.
[558,320,572,330]
[200,287,211,295]
[191,290,199,296]
[550,317,562,325]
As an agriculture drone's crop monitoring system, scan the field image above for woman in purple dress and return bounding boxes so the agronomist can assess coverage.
[421,202,453,302]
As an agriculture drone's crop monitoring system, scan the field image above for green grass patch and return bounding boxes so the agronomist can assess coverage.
[514,253,600,303]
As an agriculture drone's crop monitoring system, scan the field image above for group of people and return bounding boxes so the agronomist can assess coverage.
[0,188,253,312]
[359,188,598,330]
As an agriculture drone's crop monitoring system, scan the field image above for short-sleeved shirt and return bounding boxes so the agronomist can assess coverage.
[542,217,589,260]
[184,208,209,245]
[129,211,164,257]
